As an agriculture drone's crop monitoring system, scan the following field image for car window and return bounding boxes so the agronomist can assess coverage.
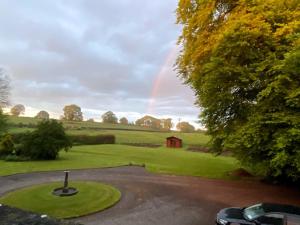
[244,204,266,220]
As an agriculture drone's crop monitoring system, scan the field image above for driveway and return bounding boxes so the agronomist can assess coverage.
[0,166,300,225]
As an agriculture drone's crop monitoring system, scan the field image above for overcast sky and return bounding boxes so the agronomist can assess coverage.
[0,0,200,128]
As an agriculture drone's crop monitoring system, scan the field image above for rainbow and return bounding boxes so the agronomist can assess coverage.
[146,46,179,115]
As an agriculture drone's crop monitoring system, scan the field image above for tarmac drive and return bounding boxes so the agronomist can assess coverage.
[0,166,300,225]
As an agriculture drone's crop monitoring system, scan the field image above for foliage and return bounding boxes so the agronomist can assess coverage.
[101,111,118,124]
[176,121,195,133]
[35,110,49,120]
[0,68,10,107]
[63,104,83,121]
[10,104,25,117]
[135,115,161,129]
[0,109,7,136]
[20,120,72,160]
[119,117,128,125]
[0,134,14,157]
[176,0,300,181]
[87,118,94,122]
[161,118,173,131]
[69,134,115,145]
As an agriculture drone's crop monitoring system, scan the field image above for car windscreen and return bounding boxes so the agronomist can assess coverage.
[243,204,266,220]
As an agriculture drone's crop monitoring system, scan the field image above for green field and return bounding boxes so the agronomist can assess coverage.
[7,116,210,146]
[0,144,238,178]
[0,181,121,218]
[8,116,163,131]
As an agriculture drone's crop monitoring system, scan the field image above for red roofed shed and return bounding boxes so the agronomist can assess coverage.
[166,136,182,148]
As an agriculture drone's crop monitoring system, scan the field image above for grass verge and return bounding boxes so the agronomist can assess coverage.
[0,181,121,219]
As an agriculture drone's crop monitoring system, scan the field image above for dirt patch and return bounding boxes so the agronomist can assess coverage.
[229,168,254,178]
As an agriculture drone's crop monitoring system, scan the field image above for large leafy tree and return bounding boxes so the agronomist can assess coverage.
[0,68,10,108]
[10,104,25,116]
[0,69,10,135]
[63,104,83,121]
[21,120,72,160]
[102,111,118,124]
[176,121,195,133]
[176,0,300,181]
[35,110,50,120]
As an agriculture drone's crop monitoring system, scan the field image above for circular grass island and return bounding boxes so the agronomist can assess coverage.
[0,181,121,219]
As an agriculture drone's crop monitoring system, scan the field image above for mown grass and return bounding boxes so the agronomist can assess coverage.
[0,145,238,178]
[0,181,121,219]
[67,129,210,146]
[8,116,210,146]
[8,116,160,131]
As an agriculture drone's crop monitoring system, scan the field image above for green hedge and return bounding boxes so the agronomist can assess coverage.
[12,133,115,146]
[69,135,115,145]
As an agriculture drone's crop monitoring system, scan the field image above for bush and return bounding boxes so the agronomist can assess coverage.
[69,135,115,145]
[5,154,29,162]
[0,134,14,157]
[20,120,72,160]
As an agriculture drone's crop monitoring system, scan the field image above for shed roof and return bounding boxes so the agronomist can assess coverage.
[166,136,182,140]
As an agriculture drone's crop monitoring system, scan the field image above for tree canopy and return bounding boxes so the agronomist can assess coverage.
[21,120,72,160]
[119,117,129,125]
[102,111,118,124]
[10,104,25,117]
[63,104,83,121]
[0,68,10,108]
[35,110,50,120]
[176,0,300,182]
[176,121,195,133]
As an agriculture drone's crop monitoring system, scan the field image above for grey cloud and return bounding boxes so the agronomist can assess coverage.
[0,0,201,126]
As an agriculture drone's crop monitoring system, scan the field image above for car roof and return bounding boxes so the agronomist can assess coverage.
[261,203,300,216]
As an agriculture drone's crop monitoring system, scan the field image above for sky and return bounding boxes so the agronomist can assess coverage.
[0,0,201,128]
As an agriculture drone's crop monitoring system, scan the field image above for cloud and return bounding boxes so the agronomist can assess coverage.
[0,0,201,128]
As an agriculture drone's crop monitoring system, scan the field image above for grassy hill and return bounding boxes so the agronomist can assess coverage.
[7,116,210,146]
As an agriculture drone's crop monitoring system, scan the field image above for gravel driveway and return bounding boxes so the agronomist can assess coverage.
[0,166,300,225]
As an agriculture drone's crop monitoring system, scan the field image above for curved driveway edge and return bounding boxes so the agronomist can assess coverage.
[1,166,300,225]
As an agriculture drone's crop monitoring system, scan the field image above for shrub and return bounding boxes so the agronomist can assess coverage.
[20,120,72,160]
[5,154,29,162]
[0,134,14,157]
[69,135,115,145]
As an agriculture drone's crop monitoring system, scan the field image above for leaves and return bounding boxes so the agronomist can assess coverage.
[176,0,300,182]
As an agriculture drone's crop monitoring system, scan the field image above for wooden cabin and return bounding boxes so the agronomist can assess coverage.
[166,136,182,148]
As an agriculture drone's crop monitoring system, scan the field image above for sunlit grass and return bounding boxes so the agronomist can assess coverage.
[0,144,238,178]
[0,181,121,219]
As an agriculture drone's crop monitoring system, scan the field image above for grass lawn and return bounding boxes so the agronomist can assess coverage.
[68,129,210,146]
[0,145,239,179]
[0,181,121,219]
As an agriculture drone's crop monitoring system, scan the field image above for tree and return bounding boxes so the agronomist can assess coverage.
[161,118,173,131]
[119,117,128,125]
[0,68,10,108]
[176,0,300,182]
[87,118,94,122]
[176,122,195,133]
[0,109,7,136]
[102,111,118,124]
[63,104,83,121]
[21,120,72,160]
[35,110,50,120]
[10,104,25,116]
[0,134,14,157]
[135,115,161,129]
